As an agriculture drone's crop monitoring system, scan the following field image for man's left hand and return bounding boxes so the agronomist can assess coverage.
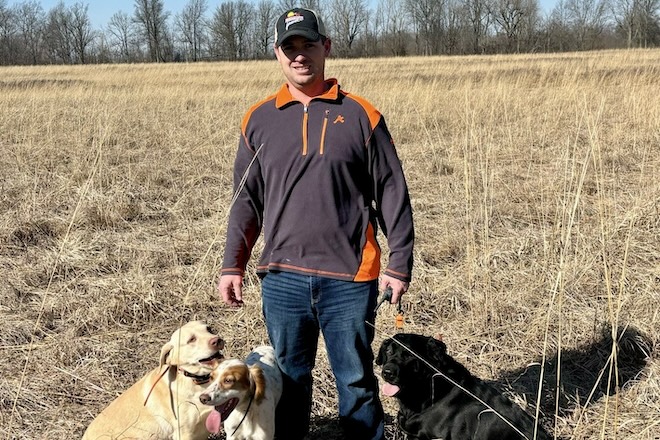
[379,274,409,305]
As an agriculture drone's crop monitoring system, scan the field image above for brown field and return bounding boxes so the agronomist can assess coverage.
[1,49,658,440]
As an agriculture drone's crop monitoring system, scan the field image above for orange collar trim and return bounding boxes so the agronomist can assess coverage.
[275,79,339,108]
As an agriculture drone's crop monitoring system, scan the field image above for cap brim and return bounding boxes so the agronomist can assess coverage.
[276,29,321,46]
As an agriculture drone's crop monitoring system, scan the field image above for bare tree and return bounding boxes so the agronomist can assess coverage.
[235,1,253,58]
[252,0,276,58]
[210,1,254,60]
[93,32,113,62]
[614,0,639,45]
[44,2,74,63]
[13,1,44,64]
[107,11,136,61]
[492,0,524,51]
[612,0,660,46]
[277,0,325,17]
[277,0,296,8]
[377,0,411,55]
[544,0,571,50]
[211,1,239,59]
[636,0,660,45]
[491,0,540,52]
[565,0,610,49]
[211,2,233,59]
[134,0,170,62]
[175,0,208,61]
[327,0,368,56]
[520,0,542,50]
[406,0,447,55]
[69,2,94,63]
[360,5,381,56]
[443,0,464,53]
[0,0,16,64]
[461,0,493,53]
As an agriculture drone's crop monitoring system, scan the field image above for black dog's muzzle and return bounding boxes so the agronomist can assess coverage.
[381,363,400,383]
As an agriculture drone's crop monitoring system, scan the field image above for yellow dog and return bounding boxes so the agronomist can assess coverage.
[83,321,224,440]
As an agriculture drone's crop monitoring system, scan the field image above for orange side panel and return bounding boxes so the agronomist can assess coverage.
[354,222,381,282]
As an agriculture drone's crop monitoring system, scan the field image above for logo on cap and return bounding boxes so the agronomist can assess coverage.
[284,11,304,30]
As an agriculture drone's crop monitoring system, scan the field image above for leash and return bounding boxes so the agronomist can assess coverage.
[375,287,405,330]
[144,366,170,407]
[143,365,212,415]
[231,393,255,436]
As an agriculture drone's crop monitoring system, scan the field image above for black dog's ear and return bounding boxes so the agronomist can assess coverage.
[375,340,387,365]
[426,336,447,360]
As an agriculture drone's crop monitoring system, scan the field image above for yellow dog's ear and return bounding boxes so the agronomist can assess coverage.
[160,342,174,367]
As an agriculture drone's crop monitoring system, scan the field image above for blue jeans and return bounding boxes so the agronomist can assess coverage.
[261,271,385,440]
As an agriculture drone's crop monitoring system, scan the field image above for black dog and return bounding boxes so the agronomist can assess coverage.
[376,333,552,440]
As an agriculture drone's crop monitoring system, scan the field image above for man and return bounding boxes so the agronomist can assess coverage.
[218,8,414,440]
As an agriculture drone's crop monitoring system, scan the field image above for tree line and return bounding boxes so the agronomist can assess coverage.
[0,0,658,65]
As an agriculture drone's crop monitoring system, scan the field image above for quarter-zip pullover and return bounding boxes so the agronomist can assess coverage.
[221,79,414,282]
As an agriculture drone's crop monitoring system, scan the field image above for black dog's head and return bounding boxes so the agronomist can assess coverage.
[376,333,453,400]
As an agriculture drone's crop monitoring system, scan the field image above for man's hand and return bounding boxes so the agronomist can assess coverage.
[379,274,409,305]
[218,274,244,307]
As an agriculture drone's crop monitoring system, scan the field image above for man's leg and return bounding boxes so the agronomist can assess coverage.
[316,277,385,440]
[261,272,319,440]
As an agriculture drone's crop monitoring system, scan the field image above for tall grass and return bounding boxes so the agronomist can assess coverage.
[0,49,658,439]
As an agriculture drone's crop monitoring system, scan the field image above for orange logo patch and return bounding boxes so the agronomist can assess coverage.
[333,115,345,124]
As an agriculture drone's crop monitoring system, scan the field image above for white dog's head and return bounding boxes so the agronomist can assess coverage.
[159,320,224,375]
[199,358,266,434]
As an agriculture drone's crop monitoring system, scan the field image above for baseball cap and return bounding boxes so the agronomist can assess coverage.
[274,8,327,47]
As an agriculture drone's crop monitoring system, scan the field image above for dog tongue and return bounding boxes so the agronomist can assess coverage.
[205,409,222,434]
[381,382,400,397]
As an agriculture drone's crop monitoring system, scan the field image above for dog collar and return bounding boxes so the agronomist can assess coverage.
[179,368,212,385]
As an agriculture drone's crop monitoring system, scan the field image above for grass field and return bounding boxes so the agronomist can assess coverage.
[1,49,658,439]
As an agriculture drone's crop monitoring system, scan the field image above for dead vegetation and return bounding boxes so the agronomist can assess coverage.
[0,49,658,439]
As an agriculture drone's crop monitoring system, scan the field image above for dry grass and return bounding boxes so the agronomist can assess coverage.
[0,49,658,440]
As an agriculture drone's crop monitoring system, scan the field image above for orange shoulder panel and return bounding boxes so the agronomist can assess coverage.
[241,94,278,151]
[342,92,382,130]
[241,94,277,134]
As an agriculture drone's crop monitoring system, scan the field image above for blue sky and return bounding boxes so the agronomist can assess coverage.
[13,0,559,29]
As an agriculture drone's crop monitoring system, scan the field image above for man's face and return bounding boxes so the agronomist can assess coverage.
[275,35,331,94]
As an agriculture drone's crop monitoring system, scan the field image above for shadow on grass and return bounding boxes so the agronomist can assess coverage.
[306,413,401,440]
[208,413,399,440]
[498,324,653,419]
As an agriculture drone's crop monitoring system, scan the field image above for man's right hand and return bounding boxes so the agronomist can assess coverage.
[218,274,244,307]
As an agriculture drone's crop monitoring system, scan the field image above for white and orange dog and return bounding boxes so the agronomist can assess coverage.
[83,321,224,440]
[200,345,283,440]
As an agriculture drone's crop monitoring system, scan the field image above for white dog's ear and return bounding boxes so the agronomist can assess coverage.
[249,365,266,403]
[160,342,174,367]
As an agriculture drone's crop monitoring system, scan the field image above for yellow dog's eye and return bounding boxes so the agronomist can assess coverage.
[188,336,197,343]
